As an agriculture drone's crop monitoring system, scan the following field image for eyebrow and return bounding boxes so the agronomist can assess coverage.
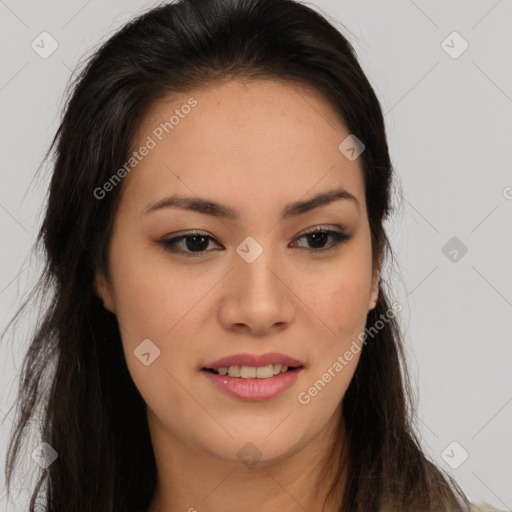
[143,187,359,219]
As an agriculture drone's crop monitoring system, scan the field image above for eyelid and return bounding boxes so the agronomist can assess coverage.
[295,224,347,237]
[164,224,348,240]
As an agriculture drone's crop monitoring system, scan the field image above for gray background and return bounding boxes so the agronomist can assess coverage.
[1,0,511,510]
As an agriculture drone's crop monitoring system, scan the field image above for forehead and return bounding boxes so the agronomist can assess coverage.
[120,78,366,218]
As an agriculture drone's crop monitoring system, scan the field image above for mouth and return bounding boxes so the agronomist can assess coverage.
[201,363,303,379]
[201,364,304,401]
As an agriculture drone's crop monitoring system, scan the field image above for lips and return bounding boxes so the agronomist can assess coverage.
[202,365,304,401]
[202,352,304,370]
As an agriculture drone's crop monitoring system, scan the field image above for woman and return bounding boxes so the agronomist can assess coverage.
[2,0,498,510]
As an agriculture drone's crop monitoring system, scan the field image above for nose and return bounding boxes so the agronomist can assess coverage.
[217,247,295,336]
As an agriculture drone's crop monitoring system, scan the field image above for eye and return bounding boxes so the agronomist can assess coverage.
[158,226,352,257]
[159,231,222,257]
[290,226,352,252]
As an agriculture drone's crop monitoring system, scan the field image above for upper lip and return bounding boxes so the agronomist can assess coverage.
[203,352,304,370]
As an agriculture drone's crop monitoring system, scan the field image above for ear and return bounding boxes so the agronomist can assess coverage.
[93,270,116,313]
[368,262,381,311]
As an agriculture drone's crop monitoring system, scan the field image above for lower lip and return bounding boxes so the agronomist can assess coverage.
[201,368,303,401]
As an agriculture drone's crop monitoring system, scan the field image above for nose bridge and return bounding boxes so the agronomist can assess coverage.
[218,235,294,333]
[235,235,282,300]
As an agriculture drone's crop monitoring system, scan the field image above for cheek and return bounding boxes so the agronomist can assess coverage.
[112,268,201,422]
[112,272,205,386]
[108,241,202,338]
[297,279,367,415]
[104,262,194,409]
[301,259,372,337]
[297,252,371,401]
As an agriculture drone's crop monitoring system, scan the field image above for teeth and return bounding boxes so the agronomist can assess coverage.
[241,366,256,378]
[227,366,240,377]
[215,364,291,379]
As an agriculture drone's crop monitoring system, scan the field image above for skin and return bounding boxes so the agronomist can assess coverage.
[95,78,380,512]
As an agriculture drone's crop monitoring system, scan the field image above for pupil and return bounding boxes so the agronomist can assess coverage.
[308,231,327,248]
[186,235,209,251]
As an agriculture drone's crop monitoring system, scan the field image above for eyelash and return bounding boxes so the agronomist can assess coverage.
[158,226,351,257]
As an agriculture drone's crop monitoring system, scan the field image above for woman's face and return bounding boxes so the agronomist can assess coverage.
[95,78,379,468]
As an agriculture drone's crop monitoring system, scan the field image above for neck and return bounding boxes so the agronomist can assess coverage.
[146,408,347,512]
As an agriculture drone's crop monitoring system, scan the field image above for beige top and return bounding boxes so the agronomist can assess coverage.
[471,504,509,512]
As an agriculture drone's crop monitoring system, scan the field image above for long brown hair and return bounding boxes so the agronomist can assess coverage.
[2,0,472,510]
